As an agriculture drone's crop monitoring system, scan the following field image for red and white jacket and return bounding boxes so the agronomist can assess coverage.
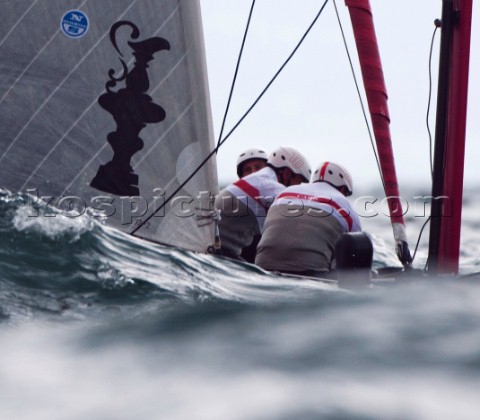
[226,166,285,231]
[271,181,361,233]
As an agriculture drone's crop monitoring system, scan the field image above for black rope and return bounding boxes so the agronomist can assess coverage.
[411,20,441,269]
[216,0,256,149]
[427,21,441,179]
[410,216,431,268]
[214,0,330,153]
[130,0,330,236]
[333,0,385,192]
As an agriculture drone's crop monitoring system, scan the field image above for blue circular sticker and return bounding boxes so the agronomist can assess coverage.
[61,10,89,38]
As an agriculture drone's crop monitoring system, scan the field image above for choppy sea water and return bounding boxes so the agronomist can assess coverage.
[1,187,480,420]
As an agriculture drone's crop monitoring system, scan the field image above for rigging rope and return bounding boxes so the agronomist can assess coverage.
[409,19,442,269]
[411,216,431,267]
[130,0,330,236]
[216,0,256,150]
[427,20,441,179]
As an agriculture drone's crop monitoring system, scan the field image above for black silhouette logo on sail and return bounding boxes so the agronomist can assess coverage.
[90,21,170,196]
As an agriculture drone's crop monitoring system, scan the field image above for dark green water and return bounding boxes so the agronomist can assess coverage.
[1,189,480,420]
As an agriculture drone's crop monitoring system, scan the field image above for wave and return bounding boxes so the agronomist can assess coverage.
[1,188,480,325]
[0,191,343,324]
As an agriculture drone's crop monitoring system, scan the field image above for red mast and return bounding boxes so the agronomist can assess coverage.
[345,0,411,267]
[428,0,472,275]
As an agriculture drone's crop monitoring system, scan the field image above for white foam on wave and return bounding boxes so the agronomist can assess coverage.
[12,204,95,241]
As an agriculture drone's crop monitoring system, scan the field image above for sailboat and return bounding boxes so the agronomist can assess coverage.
[0,0,473,283]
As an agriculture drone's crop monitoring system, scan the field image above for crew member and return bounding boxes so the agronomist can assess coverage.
[236,148,269,262]
[236,148,268,178]
[255,161,361,276]
[215,146,311,261]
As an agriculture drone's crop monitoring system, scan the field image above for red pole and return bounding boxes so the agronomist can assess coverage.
[345,0,411,265]
[438,0,472,273]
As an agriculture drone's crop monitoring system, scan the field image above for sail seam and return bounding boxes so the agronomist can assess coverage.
[0,0,138,166]
[0,0,39,49]
[0,0,89,107]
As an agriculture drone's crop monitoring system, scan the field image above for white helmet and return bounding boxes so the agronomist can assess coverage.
[311,161,353,196]
[236,148,268,177]
[267,146,311,182]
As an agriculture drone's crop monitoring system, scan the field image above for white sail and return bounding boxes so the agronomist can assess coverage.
[0,0,218,253]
